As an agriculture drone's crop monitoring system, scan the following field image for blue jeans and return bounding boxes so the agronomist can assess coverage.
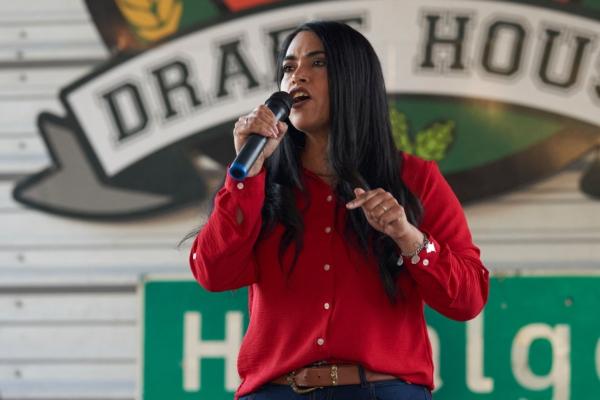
[239,380,432,400]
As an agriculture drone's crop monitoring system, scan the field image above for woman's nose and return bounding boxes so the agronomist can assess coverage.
[291,66,308,83]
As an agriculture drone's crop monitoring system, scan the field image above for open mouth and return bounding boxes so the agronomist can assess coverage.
[291,89,311,107]
[293,96,310,107]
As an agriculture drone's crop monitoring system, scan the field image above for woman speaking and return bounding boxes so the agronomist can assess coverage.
[189,20,489,400]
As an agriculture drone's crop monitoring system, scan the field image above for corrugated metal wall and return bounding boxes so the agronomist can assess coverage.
[0,2,197,398]
[1,1,598,399]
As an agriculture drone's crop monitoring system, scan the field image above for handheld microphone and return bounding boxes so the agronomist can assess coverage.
[228,91,293,180]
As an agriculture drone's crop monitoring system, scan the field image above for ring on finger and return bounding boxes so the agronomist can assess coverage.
[380,204,388,212]
[244,117,249,126]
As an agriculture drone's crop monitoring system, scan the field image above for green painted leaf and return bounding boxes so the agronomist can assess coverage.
[415,121,455,161]
[390,107,413,154]
[390,106,455,161]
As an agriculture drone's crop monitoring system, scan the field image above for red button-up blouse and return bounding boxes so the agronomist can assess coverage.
[189,153,489,398]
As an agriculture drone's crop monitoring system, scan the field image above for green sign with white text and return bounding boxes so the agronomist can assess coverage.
[140,276,600,400]
[141,279,249,400]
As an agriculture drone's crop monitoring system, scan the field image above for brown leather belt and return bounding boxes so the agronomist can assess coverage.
[272,364,398,394]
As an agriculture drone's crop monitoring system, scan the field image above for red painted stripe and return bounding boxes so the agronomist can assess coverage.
[222,0,279,12]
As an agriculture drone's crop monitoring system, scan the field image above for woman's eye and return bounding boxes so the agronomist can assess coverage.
[314,59,326,67]
[282,64,294,73]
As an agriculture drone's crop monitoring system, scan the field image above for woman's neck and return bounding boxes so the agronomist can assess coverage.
[301,131,334,182]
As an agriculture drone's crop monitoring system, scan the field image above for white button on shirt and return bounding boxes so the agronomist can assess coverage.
[324,302,330,310]
[325,226,332,234]
[236,182,244,190]
[317,338,325,346]
[323,264,331,271]
[326,195,333,202]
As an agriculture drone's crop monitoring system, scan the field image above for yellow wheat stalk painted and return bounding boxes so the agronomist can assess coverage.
[116,0,183,42]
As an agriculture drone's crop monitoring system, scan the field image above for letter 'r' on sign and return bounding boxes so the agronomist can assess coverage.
[182,311,244,392]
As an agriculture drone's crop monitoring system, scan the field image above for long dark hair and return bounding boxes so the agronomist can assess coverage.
[261,21,423,302]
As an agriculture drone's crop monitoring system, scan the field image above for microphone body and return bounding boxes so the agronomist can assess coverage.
[228,92,293,180]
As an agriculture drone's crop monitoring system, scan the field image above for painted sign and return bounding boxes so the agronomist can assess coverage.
[140,276,600,400]
[13,0,600,219]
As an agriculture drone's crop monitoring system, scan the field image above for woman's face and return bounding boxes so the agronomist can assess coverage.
[280,31,330,137]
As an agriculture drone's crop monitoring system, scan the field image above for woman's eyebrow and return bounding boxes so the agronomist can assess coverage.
[283,50,326,61]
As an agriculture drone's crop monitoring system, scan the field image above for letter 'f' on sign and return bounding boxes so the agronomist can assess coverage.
[182,311,244,392]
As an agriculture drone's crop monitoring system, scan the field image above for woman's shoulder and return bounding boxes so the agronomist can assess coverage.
[400,151,432,170]
[400,152,439,192]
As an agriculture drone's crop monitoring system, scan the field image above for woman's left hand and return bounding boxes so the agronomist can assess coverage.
[346,188,421,246]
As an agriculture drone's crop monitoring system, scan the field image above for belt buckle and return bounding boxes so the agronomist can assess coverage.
[286,371,322,394]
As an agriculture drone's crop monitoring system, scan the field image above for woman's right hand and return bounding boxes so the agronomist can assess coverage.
[233,104,288,177]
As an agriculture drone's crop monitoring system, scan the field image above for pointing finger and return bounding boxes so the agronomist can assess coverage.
[346,188,382,209]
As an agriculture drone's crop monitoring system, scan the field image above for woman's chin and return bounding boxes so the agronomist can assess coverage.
[289,116,330,137]
[289,119,309,132]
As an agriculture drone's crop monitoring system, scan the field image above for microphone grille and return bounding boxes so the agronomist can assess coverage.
[267,91,293,111]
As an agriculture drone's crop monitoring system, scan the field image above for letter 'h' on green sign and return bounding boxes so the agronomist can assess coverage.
[182,311,243,391]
